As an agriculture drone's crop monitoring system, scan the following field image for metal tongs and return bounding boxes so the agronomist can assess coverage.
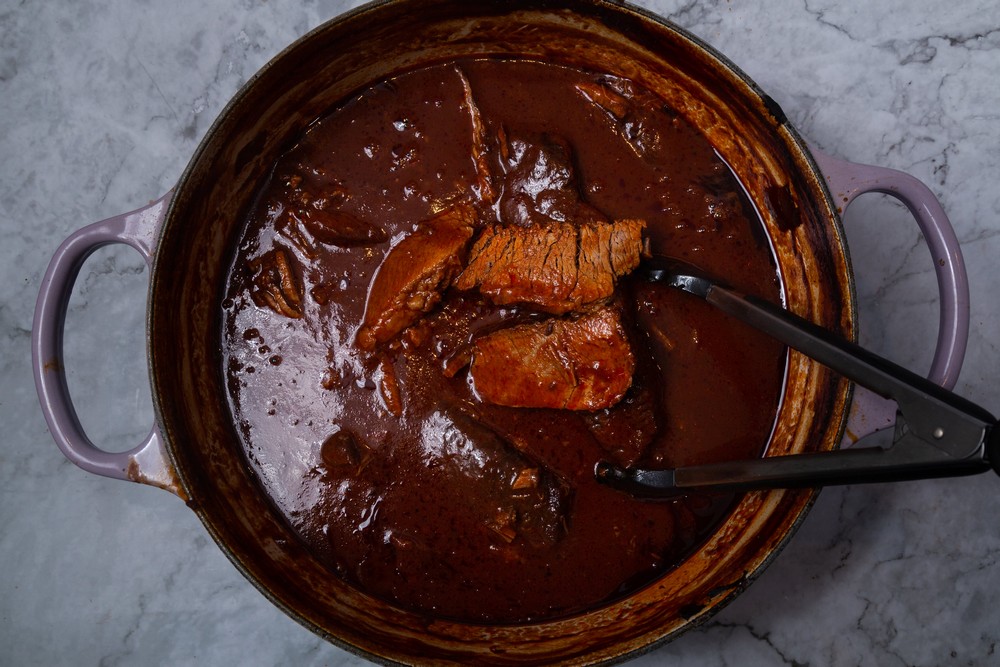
[596,261,1000,497]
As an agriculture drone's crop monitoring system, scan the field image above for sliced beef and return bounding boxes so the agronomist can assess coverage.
[274,167,389,247]
[356,204,477,350]
[298,207,390,247]
[454,218,646,314]
[248,246,303,319]
[582,305,663,466]
[575,81,629,120]
[584,381,660,467]
[456,67,495,205]
[576,76,675,166]
[320,405,572,592]
[420,409,572,547]
[493,131,605,228]
[376,355,403,416]
[469,307,635,411]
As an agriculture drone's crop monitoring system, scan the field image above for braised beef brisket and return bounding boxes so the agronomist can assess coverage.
[429,409,572,547]
[356,204,477,350]
[576,76,675,166]
[493,131,606,228]
[453,219,646,314]
[468,306,635,411]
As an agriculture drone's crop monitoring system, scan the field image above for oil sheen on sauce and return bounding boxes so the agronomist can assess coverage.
[221,59,786,624]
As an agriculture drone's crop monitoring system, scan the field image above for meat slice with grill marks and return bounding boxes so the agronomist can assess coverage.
[468,306,635,411]
[356,204,477,350]
[453,219,645,315]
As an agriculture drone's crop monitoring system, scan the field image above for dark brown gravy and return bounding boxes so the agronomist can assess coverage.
[221,58,786,624]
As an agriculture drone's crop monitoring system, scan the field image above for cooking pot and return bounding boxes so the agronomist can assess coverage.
[32,0,969,663]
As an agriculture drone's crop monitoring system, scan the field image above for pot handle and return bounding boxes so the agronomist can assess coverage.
[809,146,970,445]
[32,192,186,499]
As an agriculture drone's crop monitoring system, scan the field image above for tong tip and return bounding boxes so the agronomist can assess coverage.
[594,462,683,498]
[640,257,714,298]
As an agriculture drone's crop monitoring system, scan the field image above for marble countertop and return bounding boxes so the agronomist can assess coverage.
[3,0,999,664]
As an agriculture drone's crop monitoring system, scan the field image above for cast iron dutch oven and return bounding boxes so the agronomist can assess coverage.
[33,0,969,663]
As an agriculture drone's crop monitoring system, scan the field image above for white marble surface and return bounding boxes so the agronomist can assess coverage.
[3,0,999,664]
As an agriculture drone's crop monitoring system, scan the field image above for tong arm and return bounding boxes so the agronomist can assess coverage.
[597,269,999,497]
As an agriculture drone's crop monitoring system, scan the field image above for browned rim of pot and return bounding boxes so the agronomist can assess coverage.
[146,0,855,664]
